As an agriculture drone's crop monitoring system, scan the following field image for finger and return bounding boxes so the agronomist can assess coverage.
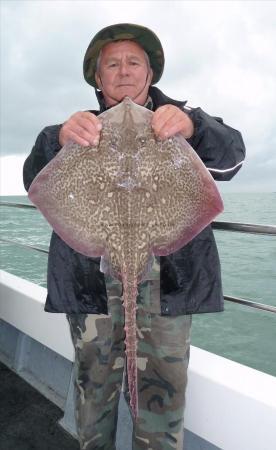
[152,106,180,136]
[62,129,91,147]
[65,114,101,145]
[77,112,102,132]
[152,112,181,139]
[159,116,187,139]
[73,115,102,140]
[161,113,194,139]
[70,124,101,146]
[151,107,171,133]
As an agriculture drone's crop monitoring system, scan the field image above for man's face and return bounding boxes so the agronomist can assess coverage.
[95,40,153,107]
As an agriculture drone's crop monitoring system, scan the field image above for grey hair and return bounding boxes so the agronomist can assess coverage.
[95,40,151,73]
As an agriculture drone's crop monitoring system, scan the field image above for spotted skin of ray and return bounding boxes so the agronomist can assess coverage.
[28,97,224,420]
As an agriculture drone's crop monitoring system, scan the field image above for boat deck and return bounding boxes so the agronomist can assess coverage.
[0,361,78,450]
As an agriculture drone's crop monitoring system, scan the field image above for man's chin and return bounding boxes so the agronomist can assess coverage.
[119,94,134,102]
[117,89,135,98]
[105,89,147,107]
[111,94,136,106]
[118,90,147,105]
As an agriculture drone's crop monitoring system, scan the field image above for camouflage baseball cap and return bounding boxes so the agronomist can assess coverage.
[83,23,165,88]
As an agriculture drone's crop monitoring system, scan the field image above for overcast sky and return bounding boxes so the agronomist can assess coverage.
[1,0,275,195]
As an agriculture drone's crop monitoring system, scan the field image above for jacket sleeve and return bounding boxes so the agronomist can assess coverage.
[186,107,246,181]
[23,124,62,191]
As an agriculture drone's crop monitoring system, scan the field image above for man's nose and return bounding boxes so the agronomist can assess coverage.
[119,62,130,76]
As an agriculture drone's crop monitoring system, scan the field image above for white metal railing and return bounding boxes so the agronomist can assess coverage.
[0,269,275,450]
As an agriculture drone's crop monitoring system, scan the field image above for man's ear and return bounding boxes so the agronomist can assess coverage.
[95,72,102,89]
[148,68,153,86]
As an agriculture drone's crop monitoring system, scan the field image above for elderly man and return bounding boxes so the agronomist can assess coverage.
[23,23,245,450]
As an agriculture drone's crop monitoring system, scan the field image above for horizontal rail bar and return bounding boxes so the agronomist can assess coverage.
[212,221,276,236]
[1,202,276,313]
[224,295,276,314]
[1,238,275,314]
[0,239,48,254]
[0,201,35,209]
[1,201,276,236]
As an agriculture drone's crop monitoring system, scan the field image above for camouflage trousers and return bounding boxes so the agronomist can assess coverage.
[67,276,192,450]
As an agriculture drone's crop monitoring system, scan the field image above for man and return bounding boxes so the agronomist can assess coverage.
[23,23,245,450]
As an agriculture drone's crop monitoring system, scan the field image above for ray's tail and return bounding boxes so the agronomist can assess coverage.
[121,265,139,420]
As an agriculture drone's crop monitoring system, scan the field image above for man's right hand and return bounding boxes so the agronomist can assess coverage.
[59,111,102,147]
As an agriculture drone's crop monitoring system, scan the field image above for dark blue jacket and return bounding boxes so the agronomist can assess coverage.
[23,86,246,315]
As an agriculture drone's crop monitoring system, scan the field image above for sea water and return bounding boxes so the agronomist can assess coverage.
[0,193,275,376]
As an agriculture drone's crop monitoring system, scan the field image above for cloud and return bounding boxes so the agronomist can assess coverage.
[1,0,275,194]
[0,154,26,195]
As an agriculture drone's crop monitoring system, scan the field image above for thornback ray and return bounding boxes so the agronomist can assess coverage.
[28,97,224,420]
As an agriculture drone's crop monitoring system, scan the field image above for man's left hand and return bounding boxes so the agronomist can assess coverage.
[151,105,194,140]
